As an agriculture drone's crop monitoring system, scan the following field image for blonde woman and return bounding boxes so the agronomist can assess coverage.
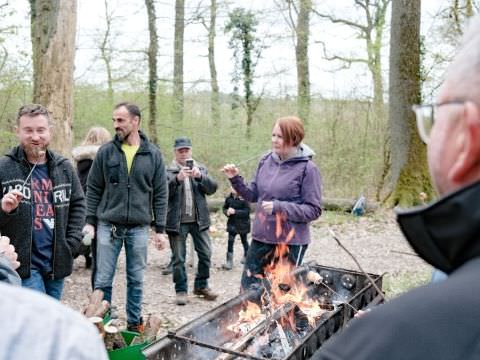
[72,127,111,270]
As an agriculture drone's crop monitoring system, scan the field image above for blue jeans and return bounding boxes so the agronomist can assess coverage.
[241,239,308,290]
[22,269,64,300]
[94,221,149,325]
[170,223,212,293]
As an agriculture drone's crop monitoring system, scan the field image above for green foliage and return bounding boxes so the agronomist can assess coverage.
[225,8,262,131]
[72,86,388,198]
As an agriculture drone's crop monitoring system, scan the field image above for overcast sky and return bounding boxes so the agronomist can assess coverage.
[7,1,447,100]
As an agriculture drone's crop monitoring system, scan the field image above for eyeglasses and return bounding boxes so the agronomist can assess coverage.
[411,101,465,143]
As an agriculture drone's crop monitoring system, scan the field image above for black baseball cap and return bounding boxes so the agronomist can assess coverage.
[174,137,192,149]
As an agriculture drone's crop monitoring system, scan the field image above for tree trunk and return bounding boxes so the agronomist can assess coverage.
[100,0,114,108]
[173,0,185,124]
[386,0,433,207]
[296,0,311,123]
[244,37,253,137]
[145,0,158,144]
[208,0,220,127]
[30,0,77,156]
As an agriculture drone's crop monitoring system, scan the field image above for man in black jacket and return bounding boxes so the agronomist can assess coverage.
[0,104,85,300]
[314,15,480,360]
[166,137,218,305]
[83,102,168,332]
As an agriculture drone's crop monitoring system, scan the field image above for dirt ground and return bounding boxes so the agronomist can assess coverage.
[61,209,431,336]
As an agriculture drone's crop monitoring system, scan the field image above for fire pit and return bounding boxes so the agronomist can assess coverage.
[142,262,383,360]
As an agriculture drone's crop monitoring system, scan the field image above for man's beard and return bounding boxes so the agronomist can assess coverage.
[24,144,47,159]
[116,129,131,142]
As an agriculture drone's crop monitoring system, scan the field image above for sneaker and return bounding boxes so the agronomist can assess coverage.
[193,288,218,301]
[175,292,188,305]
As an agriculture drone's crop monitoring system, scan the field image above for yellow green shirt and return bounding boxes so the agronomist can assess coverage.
[121,143,139,174]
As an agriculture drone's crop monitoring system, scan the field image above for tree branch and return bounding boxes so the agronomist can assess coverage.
[328,228,386,302]
[312,8,368,33]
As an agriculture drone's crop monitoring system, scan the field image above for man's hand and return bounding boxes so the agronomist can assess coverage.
[153,233,168,250]
[261,201,274,215]
[1,190,23,214]
[227,207,236,216]
[0,236,20,270]
[177,167,193,182]
[222,164,239,179]
[191,166,202,179]
[82,224,95,239]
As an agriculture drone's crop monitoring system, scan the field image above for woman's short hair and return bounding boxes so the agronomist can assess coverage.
[82,127,111,146]
[275,116,305,147]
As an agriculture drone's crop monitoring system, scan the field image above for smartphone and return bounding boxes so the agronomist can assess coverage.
[186,159,194,169]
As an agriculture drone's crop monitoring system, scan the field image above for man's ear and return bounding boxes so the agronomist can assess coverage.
[450,101,480,183]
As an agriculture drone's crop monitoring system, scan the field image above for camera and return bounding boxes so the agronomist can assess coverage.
[186,159,194,169]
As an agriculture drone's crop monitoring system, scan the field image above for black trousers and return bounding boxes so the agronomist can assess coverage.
[227,232,249,254]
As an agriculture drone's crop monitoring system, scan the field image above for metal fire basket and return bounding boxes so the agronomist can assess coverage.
[142,263,384,360]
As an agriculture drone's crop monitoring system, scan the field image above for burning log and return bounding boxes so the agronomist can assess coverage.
[216,302,297,360]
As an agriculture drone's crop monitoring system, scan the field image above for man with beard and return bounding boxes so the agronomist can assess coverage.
[0,104,85,300]
[83,102,168,333]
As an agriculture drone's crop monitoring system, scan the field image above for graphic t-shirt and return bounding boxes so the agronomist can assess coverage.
[30,164,55,274]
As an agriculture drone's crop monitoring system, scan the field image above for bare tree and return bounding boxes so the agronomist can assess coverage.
[296,0,312,123]
[386,0,432,207]
[0,3,15,74]
[173,0,185,124]
[276,0,312,123]
[195,0,221,126]
[30,0,77,155]
[207,0,220,126]
[314,0,391,120]
[99,0,114,107]
[145,0,158,144]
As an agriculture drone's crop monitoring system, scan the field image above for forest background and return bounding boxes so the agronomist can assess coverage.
[0,0,476,206]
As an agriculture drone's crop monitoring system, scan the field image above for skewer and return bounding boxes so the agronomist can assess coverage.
[21,149,46,188]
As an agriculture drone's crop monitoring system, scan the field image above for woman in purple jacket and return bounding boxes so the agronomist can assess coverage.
[222,116,322,290]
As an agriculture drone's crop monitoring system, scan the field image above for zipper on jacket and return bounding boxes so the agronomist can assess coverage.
[49,166,57,280]
[25,160,34,279]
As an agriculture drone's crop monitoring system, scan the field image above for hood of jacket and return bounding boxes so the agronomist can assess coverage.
[270,145,313,164]
[396,180,480,274]
[72,145,101,163]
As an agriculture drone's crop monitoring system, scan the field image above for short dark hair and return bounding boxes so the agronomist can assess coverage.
[114,102,141,121]
[16,104,51,125]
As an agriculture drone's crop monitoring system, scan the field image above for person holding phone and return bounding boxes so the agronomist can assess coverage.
[165,137,218,305]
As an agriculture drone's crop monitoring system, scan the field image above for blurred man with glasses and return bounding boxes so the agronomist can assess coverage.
[314,15,480,360]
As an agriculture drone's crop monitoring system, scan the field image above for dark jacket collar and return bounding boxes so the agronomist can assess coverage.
[113,130,150,153]
[6,145,64,166]
[396,180,480,274]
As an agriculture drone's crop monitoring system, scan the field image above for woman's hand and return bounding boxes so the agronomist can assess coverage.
[222,164,239,179]
[261,201,274,215]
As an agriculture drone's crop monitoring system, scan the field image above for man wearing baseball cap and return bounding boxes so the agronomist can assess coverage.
[165,137,218,305]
